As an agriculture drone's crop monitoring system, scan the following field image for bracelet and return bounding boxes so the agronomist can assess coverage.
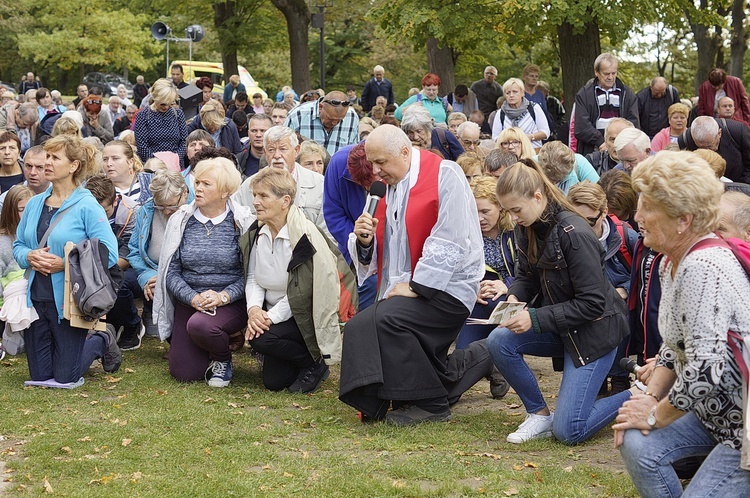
[644,391,660,402]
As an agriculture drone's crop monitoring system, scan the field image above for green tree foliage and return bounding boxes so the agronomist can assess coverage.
[13,1,161,87]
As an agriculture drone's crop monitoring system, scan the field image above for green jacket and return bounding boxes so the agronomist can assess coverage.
[240,205,357,364]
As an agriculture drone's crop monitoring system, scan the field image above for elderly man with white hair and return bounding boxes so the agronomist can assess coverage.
[678,115,750,183]
[614,128,652,174]
[456,121,483,155]
[233,126,329,237]
[400,105,464,161]
[361,65,394,113]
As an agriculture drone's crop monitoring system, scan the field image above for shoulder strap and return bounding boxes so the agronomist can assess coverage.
[719,118,742,150]
[435,127,450,157]
[23,205,73,279]
[528,102,536,122]
[610,215,633,268]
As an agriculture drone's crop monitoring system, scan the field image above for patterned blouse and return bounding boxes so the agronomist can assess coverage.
[483,230,515,284]
[134,106,188,163]
[656,241,750,449]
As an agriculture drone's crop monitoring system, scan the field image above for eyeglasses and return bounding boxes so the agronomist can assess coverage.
[585,210,603,227]
[499,140,521,148]
[85,98,102,105]
[154,191,186,211]
[461,139,481,146]
[322,99,351,108]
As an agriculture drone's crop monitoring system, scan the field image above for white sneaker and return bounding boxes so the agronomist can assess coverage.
[507,412,554,443]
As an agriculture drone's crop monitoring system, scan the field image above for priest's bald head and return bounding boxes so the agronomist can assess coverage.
[365,124,412,186]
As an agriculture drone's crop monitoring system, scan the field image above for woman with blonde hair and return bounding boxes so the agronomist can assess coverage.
[154,157,255,387]
[495,126,535,160]
[491,78,549,149]
[487,160,630,444]
[134,78,188,163]
[13,135,121,385]
[615,151,750,496]
[187,99,243,155]
[456,153,483,182]
[296,140,328,175]
[455,176,516,397]
[650,103,689,153]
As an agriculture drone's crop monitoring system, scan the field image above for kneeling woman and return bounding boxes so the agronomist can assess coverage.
[154,158,255,387]
[242,168,347,393]
[487,161,631,444]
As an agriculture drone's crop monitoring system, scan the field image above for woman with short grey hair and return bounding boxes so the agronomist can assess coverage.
[127,169,191,337]
[400,105,464,161]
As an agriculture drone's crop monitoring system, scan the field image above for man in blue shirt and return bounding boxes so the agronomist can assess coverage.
[284,91,359,156]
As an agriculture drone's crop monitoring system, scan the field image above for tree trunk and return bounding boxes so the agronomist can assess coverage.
[729,0,747,77]
[426,37,455,96]
[214,1,240,82]
[557,20,601,115]
[691,23,721,94]
[271,0,311,94]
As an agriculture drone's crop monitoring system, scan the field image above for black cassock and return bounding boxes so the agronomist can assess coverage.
[339,290,491,419]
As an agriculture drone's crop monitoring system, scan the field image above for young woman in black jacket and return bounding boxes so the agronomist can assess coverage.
[487,160,631,445]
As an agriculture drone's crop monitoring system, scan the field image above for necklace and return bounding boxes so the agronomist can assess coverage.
[204,221,214,238]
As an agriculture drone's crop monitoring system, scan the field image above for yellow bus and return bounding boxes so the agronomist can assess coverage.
[171,61,267,99]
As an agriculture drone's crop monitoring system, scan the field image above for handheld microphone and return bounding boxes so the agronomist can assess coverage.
[361,182,386,238]
[619,357,641,375]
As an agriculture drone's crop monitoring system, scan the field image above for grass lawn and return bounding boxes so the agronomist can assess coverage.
[0,339,638,497]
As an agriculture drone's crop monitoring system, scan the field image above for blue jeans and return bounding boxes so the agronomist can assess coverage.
[27,301,87,383]
[109,268,143,332]
[357,274,377,311]
[487,326,629,445]
[455,295,505,350]
[620,411,750,497]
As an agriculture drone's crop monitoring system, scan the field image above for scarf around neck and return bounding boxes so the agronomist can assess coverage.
[501,97,530,125]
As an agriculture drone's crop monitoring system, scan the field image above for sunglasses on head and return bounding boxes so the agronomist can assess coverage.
[322,99,351,108]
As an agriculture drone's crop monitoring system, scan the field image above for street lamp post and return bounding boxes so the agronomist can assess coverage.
[310,0,332,91]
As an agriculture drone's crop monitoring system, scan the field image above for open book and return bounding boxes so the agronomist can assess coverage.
[465,301,527,325]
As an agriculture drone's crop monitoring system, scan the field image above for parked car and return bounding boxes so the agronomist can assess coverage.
[82,72,134,98]
[170,61,267,100]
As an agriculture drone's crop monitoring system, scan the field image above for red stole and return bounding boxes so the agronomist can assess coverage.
[374,150,442,285]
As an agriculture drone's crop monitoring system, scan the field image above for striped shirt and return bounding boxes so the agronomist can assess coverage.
[284,99,359,155]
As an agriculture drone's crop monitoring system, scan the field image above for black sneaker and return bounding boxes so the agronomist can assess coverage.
[288,360,330,394]
[118,323,145,351]
[489,366,510,399]
[101,324,122,373]
[385,405,451,426]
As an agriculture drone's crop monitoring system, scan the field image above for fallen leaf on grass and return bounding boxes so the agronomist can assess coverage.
[391,480,405,488]
[121,439,132,447]
[156,390,168,395]
[60,447,72,454]
[125,368,135,373]
[505,403,522,409]
[292,403,312,410]
[524,462,538,468]
[503,488,519,496]
[104,376,121,383]
[130,471,142,483]
[563,466,573,472]
[512,465,523,471]
[77,436,91,442]
[203,397,216,403]
[204,448,211,456]
[43,477,53,493]
[283,472,294,477]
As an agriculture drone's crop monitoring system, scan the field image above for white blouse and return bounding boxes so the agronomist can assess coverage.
[245,224,293,324]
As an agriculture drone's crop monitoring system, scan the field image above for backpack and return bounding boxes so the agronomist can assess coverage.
[434,127,452,159]
[68,238,123,322]
[609,214,633,269]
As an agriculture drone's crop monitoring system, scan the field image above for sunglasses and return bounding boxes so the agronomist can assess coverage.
[322,99,351,108]
[585,210,603,227]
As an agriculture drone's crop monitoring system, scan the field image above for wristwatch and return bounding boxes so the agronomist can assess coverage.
[647,405,658,429]
[220,292,229,304]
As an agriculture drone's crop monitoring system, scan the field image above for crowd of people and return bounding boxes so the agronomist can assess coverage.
[1,53,749,495]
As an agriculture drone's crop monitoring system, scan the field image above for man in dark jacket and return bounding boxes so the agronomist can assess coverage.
[636,77,679,139]
[361,65,394,112]
[132,76,149,107]
[678,116,750,184]
[573,53,639,156]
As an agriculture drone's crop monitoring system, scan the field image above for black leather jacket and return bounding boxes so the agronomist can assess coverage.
[508,206,629,367]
